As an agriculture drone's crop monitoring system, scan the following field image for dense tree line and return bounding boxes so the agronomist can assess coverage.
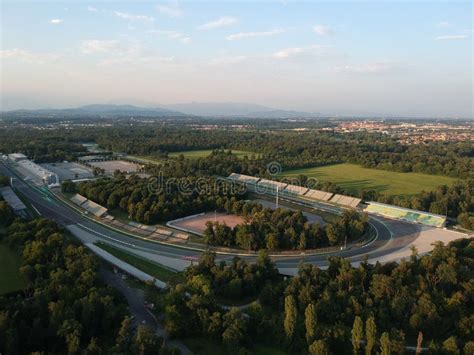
[149,239,474,354]
[77,175,243,224]
[3,124,472,227]
[148,251,279,346]
[0,128,87,162]
[0,218,180,354]
[204,201,369,251]
[2,124,471,178]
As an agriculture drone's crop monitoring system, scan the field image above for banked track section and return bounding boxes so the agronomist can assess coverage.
[0,161,420,271]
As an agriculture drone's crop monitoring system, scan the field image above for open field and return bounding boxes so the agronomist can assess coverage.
[127,155,163,165]
[168,149,259,159]
[169,212,244,235]
[281,163,457,196]
[89,160,143,175]
[0,243,28,295]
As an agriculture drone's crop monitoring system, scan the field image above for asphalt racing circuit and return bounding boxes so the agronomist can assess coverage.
[1,161,465,276]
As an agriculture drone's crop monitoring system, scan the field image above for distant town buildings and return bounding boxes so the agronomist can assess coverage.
[332,120,473,144]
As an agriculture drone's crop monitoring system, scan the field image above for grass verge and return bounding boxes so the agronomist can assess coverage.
[95,241,184,284]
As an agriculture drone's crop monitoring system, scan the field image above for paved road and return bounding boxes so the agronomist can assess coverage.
[100,267,191,354]
[0,161,420,271]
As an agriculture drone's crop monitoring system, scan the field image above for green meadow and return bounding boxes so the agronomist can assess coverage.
[169,149,259,159]
[281,163,457,196]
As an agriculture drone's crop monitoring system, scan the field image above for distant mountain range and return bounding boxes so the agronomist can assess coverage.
[1,104,185,119]
[164,102,319,118]
[1,103,320,119]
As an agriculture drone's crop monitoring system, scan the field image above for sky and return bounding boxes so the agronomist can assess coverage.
[0,1,472,117]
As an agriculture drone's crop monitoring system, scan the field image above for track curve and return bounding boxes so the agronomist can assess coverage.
[0,162,422,272]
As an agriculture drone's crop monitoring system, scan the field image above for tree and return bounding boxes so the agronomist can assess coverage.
[308,339,329,355]
[135,325,160,355]
[84,337,102,355]
[463,341,474,355]
[58,319,82,354]
[0,201,14,226]
[222,308,247,348]
[442,336,459,354]
[379,332,391,355]
[352,316,364,354]
[284,295,298,342]
[305,303,317,344]
[115,317,134,354]
[365,316,377,355]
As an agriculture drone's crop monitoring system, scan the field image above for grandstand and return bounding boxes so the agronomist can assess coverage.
[282,184,309,196]
[227,173,261,189]
[329,194,362,208]
[226,173,361,209]
[69,193,108,217]
[0,186,27,213]
[256,178,288,194]
[82,200,108,217]
[365,202,446,228]
[70,193,88,207]
[303,189,334,202]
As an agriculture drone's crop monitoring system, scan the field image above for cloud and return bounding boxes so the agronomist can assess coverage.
[80,40,122,54]
[437,21,450,28]
[50,19,63,25]
[435,35,468,40]
[0,48,59,64]
[226,29,286,41]
[98,55,174,67]
[156,2,182,18]
[79,39,174,67]
[151,30,191,43]
[198,16,238,30]
[334,63,393,74]
[209,55,249,65]
[272,45,326,59]
[114,11,154,22]
[313,25,334,36]
[87,6,98,12]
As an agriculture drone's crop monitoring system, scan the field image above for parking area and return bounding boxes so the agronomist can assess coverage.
[41,162,94,181]
[89,160,143,175]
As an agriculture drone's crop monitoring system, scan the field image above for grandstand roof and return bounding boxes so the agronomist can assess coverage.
[304,189,334,201]
[257,178,288,189]
[81,200,108,217]
[0,186,26,211]
[365,201,446,228]
[329,194,362,208]
[283,184,309,195]
[70,194,88,206]
[227,173,261,184]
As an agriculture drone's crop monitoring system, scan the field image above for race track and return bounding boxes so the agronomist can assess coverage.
[0,161,423,273]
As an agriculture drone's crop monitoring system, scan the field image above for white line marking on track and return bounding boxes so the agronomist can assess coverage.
[31,204,41,216]
[77,223,136,248]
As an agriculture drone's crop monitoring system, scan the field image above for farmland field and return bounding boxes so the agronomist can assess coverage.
[168,149,258,159]
[0,244,28,295]
[281,163,457,196]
